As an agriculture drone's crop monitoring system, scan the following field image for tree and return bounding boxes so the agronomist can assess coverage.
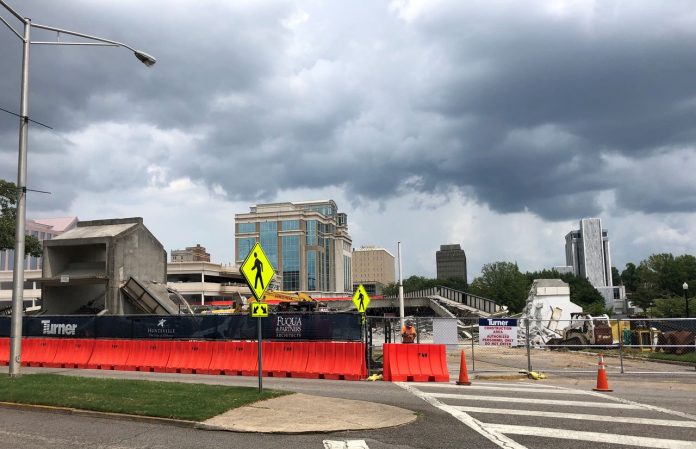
[469,262,528,313]
[620,263,639,293]
[382,275,468,296]
[611,266,621,285]
[0,179,42,257]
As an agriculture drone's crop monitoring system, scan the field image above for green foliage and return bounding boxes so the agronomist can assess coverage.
[620,262,639,292]
[0,179,42,257]
[469,262,528,313]
[650,296,694,318]
[382,275,467,296]
[611,266,621,285]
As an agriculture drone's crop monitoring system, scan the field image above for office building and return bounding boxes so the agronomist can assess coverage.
[171,244,210,262]
[564,218,630,314]
[234,200,352,293]
[352,246,395,295]
[436,244,467,282]
[565,218,612,288]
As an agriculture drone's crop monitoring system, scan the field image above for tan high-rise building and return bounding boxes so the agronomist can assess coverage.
[171,244,210,262]
[352,246,395,295]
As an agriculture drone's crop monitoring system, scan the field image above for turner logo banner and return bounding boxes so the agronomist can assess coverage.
[478,318,518,347]
[0,313,361,341]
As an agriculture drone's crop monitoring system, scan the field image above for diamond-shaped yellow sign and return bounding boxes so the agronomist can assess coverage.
[240,242,275,301]
[352,284,370,313]
[250,302,269,318]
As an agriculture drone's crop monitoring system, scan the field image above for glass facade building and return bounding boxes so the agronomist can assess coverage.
[234,200,352,293]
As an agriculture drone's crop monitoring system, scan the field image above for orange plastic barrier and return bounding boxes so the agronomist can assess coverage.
[239,341,260,376]
[324,342,366,381]
[86,339,132,370]
[382,343,449,382]
[203,341,241,375]
[262,342,308,377]
[291,342,365,380]
[0,337,9,366]
[119,340,173,372]
[165,341,213,374]
[44,339,96,369]
[21,338,60,367]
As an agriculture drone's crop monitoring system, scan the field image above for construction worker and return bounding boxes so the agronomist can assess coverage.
[401,319,417,343]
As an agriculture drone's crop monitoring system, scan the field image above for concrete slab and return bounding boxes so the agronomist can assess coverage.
[202,392,417,433]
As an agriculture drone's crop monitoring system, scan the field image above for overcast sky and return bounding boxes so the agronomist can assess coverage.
[2,0,696,282]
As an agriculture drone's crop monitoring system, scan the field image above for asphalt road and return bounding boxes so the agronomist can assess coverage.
[1,366,695,449]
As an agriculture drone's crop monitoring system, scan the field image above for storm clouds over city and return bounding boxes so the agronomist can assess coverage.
[1,0,695,277]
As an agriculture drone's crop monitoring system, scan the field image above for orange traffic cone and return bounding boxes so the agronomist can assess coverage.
[456,350,471,386]
[592,353,612,392]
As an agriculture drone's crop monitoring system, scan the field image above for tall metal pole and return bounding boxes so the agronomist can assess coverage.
[685,286,689,318]
[8,18,30,378]
[257,317,263,393]
[397,241,404,329]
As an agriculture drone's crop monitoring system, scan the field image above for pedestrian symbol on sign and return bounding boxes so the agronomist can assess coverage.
[240,242,274,301]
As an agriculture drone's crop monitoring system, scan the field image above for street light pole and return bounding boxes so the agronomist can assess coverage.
[683,282,689,318]
[0,0,155,377]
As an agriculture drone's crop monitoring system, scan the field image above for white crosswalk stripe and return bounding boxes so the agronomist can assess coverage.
[426,392,640,408]
[486,424,696,449]
[323,440,370,449]
[399,382,696,449]
[452,405,696,427]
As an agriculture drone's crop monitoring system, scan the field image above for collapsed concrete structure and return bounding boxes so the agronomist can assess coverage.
[39,217,190,315]
[519,279,582,346]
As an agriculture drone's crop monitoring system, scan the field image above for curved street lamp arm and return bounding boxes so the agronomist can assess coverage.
[31,22,139,52]
[0,0,23,21]
[31,22,156,66]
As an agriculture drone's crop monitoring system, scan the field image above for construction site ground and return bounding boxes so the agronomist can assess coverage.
[442,346,696,375]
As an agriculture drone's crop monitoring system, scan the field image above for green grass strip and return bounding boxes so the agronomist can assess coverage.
[0,374,288,421]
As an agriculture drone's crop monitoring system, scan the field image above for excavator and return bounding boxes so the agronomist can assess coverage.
[545,313,613,347]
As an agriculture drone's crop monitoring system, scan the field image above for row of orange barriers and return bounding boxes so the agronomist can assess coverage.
[0,338,367,381]
[382,343,449,382]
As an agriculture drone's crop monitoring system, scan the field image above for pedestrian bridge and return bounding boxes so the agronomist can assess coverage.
[335,286,504,318]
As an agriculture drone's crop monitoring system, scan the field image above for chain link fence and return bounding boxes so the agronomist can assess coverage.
[365,316,696,376]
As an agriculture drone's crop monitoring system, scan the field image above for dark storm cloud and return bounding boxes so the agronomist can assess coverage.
[2,0,696,221]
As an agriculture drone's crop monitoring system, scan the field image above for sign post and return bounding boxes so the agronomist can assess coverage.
[240,242,274,393]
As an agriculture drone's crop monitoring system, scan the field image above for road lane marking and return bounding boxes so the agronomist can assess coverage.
[398,382,528,449]
[453,405,696,427]
[426,392,640,408]
[413,384,595,395]
[487,424,696,449]
[581,389,696,421]
[323,440,370,449]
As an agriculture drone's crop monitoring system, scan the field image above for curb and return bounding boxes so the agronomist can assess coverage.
[473,374,528,381]
[0,401,198,428]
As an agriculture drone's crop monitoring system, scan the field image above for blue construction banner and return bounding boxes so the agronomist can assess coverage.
[0,313,362,341]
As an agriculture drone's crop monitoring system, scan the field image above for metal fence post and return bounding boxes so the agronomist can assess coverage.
[525,319,532,373]
[471,318,476,372]
[618,318,624,374]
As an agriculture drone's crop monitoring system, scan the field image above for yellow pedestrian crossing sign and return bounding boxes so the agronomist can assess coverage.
[251,302,269,318]
[353,284,370,313]
[240,242,274,301]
